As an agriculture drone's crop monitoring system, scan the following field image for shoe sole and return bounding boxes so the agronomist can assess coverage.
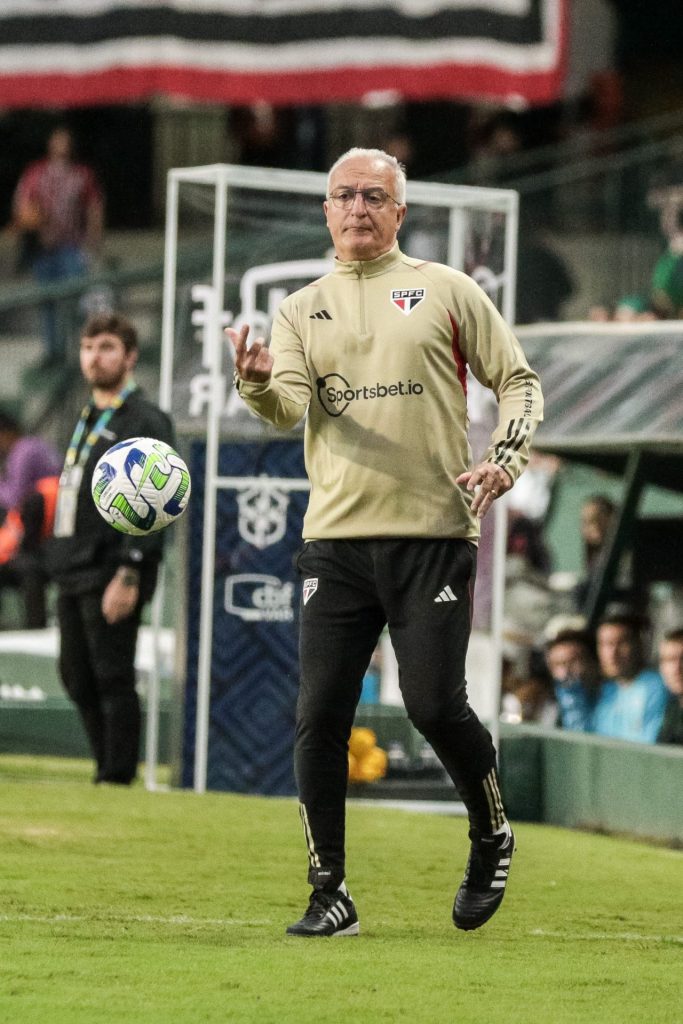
[334,922,359,936]
[453,898,503,931]
[285,922,360,937]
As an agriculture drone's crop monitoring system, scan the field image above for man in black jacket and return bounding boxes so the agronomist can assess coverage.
[47,312,175,785]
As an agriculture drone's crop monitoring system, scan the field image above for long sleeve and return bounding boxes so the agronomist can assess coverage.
[455,275,543,484]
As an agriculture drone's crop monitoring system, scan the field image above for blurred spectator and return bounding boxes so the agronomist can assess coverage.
[467,109,524,184]
[0,407,61,514]
[516,234,575,323]
[0,408,60,627]
[359,642,382,705]
[516,205,575,324]
[612,294,658,322]
[593,613,669,743]
[657,628,683,745]
[11,125,104,364]
[574,494,633,611]
[230,103,304,168]
[648,185,683,319]
[0,474,58,628]
[544,629,599,731]
[588,294,660,322]
[580,494,615,571]
[506,452,558,575]
[500,648,557,727]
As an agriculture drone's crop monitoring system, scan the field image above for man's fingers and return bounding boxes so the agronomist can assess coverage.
[456,463,511,518]
[225,324,250,356]
[227,323,272,383]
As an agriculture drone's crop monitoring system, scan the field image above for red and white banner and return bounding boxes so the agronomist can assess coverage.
[0,1,567,109]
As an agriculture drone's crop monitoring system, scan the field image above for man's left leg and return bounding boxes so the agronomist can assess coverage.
[379,538,515,931]
[80,593,142,785]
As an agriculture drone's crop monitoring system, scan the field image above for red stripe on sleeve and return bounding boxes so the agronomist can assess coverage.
[449,313,468,396]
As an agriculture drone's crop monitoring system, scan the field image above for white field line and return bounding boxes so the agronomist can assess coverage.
[529,928,683,945]
[0,913,270,926]
[3,916,680,944]
[348,798,467,816]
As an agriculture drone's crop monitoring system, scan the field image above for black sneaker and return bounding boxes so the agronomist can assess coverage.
[453,826,515,931]
[286,887,360,937]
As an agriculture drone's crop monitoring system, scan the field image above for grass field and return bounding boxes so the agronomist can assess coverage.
[1,755,681,1024]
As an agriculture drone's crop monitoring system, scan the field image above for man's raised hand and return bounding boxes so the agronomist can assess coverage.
[226,324,273,383]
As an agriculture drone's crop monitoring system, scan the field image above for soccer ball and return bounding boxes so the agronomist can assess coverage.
[91,437,191,536]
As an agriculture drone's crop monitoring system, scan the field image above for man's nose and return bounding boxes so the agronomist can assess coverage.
[350,191,369,212]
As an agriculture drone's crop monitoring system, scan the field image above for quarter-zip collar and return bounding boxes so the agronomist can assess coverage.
[333,242,404,279]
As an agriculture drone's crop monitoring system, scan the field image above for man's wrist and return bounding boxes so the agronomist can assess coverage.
[116,567,140,587]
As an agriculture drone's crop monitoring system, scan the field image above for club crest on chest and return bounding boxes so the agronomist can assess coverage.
[390,288,425,315]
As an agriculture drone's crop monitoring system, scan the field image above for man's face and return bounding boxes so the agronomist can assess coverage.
[324,155,406,262]
[596,623,641,681]
[659,639,683,696]
[80,332,136,393]
[546,641,593,684]
[581,501,612,548]
[48,128,73,162]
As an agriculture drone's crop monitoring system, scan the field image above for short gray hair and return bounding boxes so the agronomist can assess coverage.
[327,147,407,204]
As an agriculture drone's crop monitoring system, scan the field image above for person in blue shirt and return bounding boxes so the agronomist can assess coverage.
[544,629,599,731]
[593,613,669,744]
[657,628,683,745]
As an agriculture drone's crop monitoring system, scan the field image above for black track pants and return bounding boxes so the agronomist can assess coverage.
[295,538,505,890]
[57,590,142,785]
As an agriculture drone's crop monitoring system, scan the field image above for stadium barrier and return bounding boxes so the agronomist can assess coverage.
[3,692,681,845]
[354,710,683,845]
[499,722,683,845]
[0,701,174,763]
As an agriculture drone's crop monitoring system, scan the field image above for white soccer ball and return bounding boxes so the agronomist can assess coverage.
[91,436,191,536]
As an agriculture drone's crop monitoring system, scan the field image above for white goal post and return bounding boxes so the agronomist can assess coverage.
[151,163,519,793]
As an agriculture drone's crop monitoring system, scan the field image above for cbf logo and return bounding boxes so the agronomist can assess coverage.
[225,574,294,622]
[391,287,425,315]
[237,478,289,549]
[316,373,423,417]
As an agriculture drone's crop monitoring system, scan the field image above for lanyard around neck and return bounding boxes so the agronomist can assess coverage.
[64,381,136,470]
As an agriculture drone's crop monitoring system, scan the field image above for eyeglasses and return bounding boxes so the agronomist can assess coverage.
[327,188,400,210]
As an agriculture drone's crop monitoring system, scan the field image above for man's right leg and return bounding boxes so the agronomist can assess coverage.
[57,591,105,777]
[288,541,384,936]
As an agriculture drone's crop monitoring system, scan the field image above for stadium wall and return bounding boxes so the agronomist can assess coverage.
[499,723,683,845]
[354,711,683,845]
[3,702,681,845]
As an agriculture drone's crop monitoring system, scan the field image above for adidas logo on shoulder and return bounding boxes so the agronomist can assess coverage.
[309,309,332,320]
[434,585,458,603]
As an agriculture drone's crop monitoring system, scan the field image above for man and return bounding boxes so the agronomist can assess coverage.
[544,629,599,731]
[46,312,174,785]
[228,148,543,936]
[12,125,104,363]
[657,628,683,745]
[593,613,668,743]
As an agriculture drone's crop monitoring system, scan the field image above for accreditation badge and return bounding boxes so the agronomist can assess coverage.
[53,465,84,537]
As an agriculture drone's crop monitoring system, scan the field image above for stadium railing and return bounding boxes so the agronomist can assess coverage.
[436,108,683,310]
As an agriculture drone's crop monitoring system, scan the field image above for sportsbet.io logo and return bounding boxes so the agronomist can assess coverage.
[316,372,424,417]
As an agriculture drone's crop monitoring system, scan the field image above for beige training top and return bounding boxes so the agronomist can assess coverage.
[236,244,543,541]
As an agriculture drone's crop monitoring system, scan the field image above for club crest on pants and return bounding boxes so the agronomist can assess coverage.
[303,577,318,605]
